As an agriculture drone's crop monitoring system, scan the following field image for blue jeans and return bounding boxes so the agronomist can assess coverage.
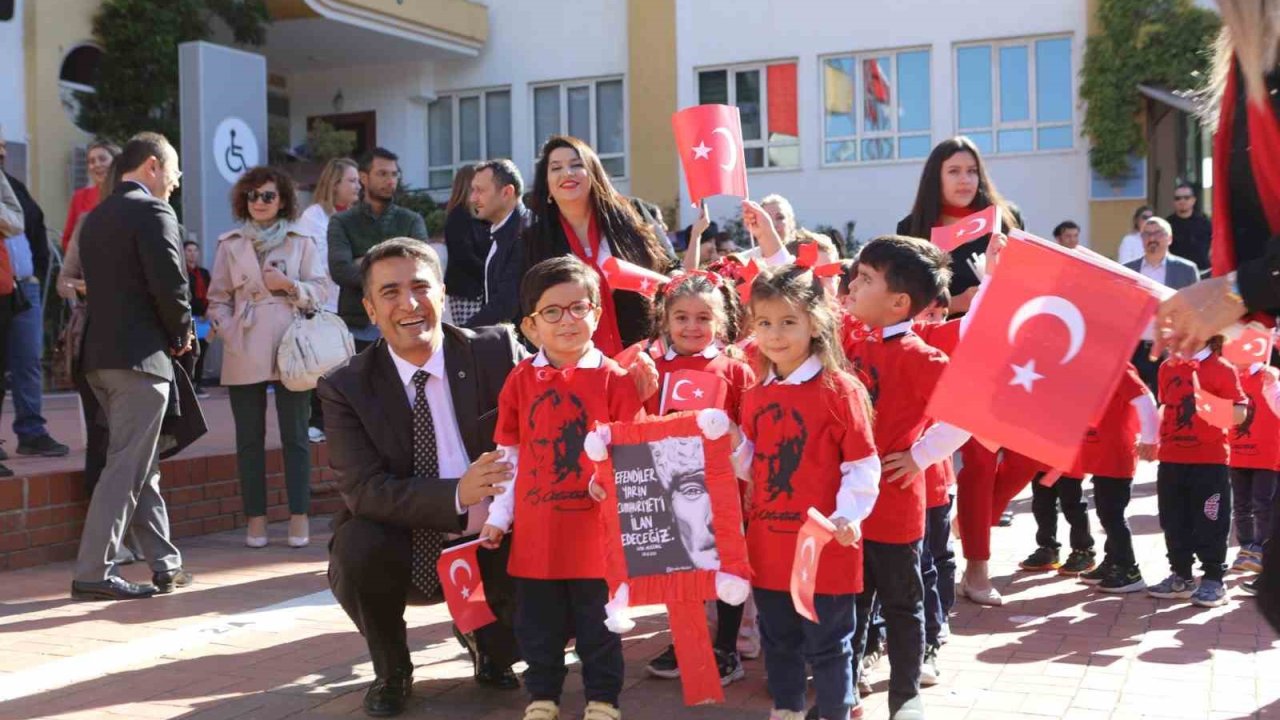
[922,498,956,647]
[7,280,47,440]
[754,587,856,720]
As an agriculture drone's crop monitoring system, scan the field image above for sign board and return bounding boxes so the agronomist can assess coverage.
[179,41,267,269]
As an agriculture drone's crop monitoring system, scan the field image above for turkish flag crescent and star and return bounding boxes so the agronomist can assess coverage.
[790,509,837,623]
[930,205,1001,253]
[1194,378,1237,430]
[1223,324,1275,369]
[672,104,749,204]
[926,231,1160,470]
[435,539,497,634]
[660,369,729,415]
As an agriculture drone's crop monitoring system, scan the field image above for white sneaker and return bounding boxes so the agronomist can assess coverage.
[308,427,326,444]
[737,628,761,660]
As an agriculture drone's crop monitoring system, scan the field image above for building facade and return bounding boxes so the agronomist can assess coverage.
[4,0,1178,258]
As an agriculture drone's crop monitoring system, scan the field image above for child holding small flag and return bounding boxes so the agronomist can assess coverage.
[635,269,756,685]
[480,256,645,720]
[731,263,880,720]
[1150,336,1246,608]
[842,236,971,720]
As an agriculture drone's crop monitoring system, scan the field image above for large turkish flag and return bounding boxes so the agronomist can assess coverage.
[672,105,749,204]
[926,231,1160,469]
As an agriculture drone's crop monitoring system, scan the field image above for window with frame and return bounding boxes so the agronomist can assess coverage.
[531,77,626,177]
[955,36,1073,155]
[696,60,799,170]
[821,48,931,164]
[427,88,512,190]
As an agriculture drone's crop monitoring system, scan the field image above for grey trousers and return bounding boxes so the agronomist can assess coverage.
[73,369,181,582]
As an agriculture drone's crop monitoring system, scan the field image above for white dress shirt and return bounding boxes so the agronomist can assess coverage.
[482,206,517,303]
[387,345,472,521]
[1138,255,1171,341]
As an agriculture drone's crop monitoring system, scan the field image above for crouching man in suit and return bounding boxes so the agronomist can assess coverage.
[319,238,523,717]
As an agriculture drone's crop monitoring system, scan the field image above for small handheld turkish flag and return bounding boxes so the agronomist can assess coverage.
[672,105,749,204]
[790,509,836,623]
[436,539,497,634]
[1194,377,1237,430]
[659,369,729,415]
[1223,324,1275,368]
[926,231,1160,469]
[929,205,1001,253]
[600,256,670,298]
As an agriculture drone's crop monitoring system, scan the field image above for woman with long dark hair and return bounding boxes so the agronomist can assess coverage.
[899,137,1037,606]
[523,135,675,354]
[897,136,1021,314]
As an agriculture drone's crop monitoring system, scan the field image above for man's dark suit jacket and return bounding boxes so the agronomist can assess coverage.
[1123,253,1201,291]
[467,203,532,328]
[318,323,526,536]
[79,182,191,380]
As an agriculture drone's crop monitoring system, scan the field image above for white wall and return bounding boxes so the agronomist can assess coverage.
[0,1,27,152]
[285,61,435,189]
[433,0,630,193]
[675,0,1092,245]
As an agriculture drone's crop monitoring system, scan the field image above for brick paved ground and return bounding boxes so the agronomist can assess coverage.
[0,459,1277,720]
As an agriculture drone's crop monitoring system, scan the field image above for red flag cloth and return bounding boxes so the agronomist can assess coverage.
[668,600,724,705]
[767,62,799,138]
[790,510,837,623]
[929,205,1000,253]
[1211,57,1280,279]
[1038,469,1064,488]
[600,256,669,298]
[672,105,749,204]
[926,232,1159,469]
[736,257,762,303]
[1195,385,1236,430]
[659,369,730,415]
[1223,324,1275,368]
[435,540,497,634]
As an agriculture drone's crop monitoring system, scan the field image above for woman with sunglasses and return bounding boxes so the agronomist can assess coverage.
[208,166,330,549]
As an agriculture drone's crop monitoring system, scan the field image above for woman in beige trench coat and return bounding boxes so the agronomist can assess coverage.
[207,166,329,548]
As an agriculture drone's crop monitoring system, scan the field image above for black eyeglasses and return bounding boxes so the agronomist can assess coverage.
[1174,194,1194,200]
[247,190,278,204]
[528,300,595,324]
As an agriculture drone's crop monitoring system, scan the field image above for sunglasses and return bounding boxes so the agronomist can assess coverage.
[247,190,279,204]
[528,300,595,324]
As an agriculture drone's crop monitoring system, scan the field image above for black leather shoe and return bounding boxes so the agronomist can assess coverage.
[362,670,412,717]
[474,655,519,689]
[153,568,194,594]
[71,576,157,601]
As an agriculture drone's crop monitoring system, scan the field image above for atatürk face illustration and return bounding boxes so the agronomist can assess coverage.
[670,469,717,569]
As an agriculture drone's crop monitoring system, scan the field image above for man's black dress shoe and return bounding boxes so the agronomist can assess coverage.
[363,669,412,717]
[70,576,157,601]
[475,655,519,689]
[153,568,194,594]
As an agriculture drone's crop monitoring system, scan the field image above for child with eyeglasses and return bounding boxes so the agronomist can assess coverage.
[480,255,645,720]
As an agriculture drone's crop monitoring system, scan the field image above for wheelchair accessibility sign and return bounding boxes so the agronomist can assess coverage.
[213,116,259,184]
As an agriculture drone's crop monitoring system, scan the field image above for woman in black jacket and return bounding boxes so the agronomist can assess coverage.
[896,136,1021,314]
[521,135,675,353]
[442,163,489,326]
